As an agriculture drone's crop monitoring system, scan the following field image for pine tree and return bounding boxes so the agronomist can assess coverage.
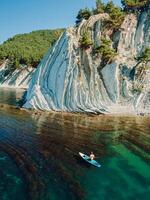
[121,0,149,12]
[105,1,125,29]
[93,0,105,14]
[137,47,150,64]
[93,37,117,65]
[76,8,92,25]
[79,32,93,49]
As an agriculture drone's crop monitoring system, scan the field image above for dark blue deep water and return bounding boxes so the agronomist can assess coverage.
[0,88,150,200]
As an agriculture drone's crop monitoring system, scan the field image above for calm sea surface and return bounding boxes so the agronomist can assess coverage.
[0,88,149,200]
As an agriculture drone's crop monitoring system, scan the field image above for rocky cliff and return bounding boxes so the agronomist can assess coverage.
[24,10,150,114]
[0,60,35,89]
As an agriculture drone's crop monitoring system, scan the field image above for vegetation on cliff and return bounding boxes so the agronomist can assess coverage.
[79,32,93,49]
[121,0,149,11]
[93,0,106,14]
[104,1,125,29]
[137,47,150,64]
[76,1,125,29]
[76,0,150,28]
[93,38,117,66]
[78,0,150,67]
[78,1,121,65]
[0,29,64,68]
[76,8,92,24]
[132,47,150,93]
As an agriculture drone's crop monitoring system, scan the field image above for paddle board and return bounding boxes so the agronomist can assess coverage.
[79,152,101,168]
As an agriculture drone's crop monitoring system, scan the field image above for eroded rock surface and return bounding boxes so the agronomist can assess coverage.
[0,60,35,89]
[24,11,150,114]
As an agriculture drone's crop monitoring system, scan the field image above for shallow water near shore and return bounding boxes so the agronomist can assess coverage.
[0,88,150,200]
[0,87,25,106]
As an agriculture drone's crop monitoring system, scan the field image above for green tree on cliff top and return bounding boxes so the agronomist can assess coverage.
[76,8,92,24]
[105,1,125,29]
[93,0,106,14]
[121,0,149,11]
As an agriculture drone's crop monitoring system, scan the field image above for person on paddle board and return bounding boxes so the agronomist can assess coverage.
[90,152,95,160]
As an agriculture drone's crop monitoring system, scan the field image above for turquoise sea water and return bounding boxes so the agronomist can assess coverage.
[0,88,149,200]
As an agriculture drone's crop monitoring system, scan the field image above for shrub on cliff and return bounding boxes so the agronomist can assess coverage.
[79,32,93,49]
[121,0,149,12]
[134,47,150,79]
[104,1,125,29]
[76,1,125,30]
[93,37,117,65]
[0,29,64,68]
[76,8,92,25]
[93,0,106,14]
[75,0,125,31]
[137,47,150,64]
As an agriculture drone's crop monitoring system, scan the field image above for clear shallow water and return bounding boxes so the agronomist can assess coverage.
[0,88,150,200]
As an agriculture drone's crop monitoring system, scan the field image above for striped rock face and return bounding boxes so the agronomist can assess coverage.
[0,60,35,89]
[24,12,150,114]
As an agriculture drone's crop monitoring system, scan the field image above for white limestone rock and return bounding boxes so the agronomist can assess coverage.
[0,60,35,89]
[24,11,150,114]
